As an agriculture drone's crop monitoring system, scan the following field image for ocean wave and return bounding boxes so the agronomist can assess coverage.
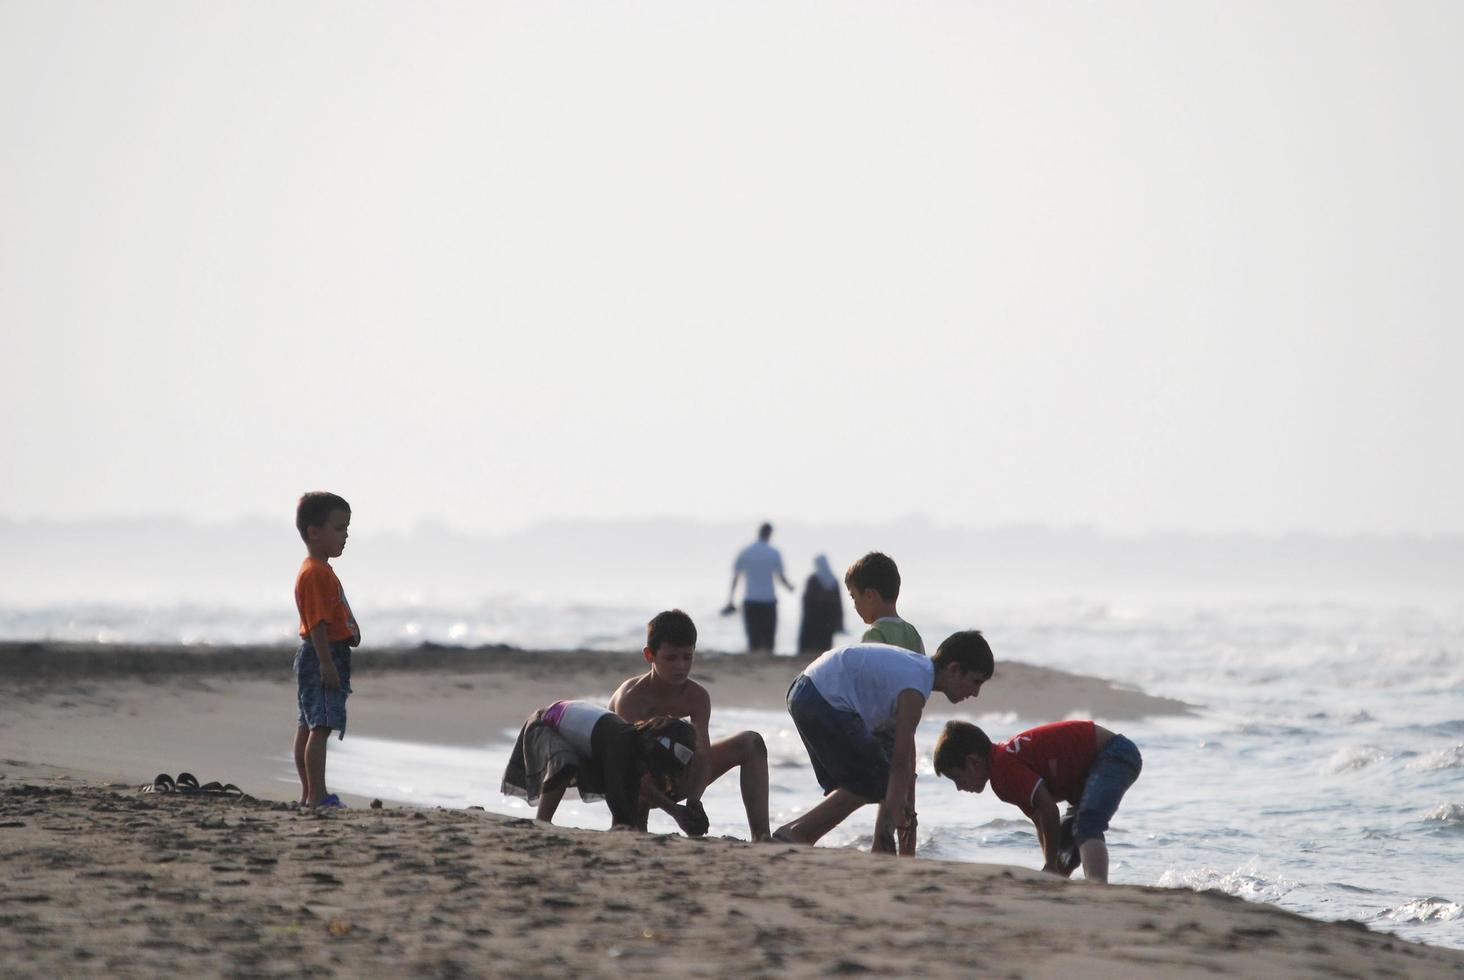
[1406,744,1464,772]
[1157,860,1298,903]
[1377,898,1464,924]
[917,825,1026,859]
[1230,722,1316,738]
[1402,719,1464,740]
[1422,803,1464,828]
[1324,745,1388,773]
[975,817,1030,830]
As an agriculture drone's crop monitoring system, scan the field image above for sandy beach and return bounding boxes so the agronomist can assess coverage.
[2,642,1461,978]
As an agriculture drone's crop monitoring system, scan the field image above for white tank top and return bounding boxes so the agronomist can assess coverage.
[547,700,611,755]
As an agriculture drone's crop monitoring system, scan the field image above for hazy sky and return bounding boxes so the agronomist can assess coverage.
[3,2,1461,535]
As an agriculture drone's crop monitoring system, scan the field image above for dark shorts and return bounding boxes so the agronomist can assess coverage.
[743,601,777,651]
[1073,734,1142,843]
[786,673,892,802]
[294,640,352,739]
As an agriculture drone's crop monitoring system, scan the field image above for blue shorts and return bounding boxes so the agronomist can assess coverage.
[294,640,352,739]
[1073,734,1142,844]
[786,673,892,802]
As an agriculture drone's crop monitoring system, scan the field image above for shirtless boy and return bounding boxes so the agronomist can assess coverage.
[609,609,772,841]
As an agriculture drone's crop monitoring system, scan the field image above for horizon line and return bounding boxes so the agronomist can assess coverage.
[2,513,1463,543]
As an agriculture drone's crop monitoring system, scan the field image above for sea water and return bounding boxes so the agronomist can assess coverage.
[4,592,1462,949]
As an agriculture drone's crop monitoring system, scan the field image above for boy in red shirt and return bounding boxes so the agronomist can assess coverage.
[932,719,1142,883]
[293,492,360,808]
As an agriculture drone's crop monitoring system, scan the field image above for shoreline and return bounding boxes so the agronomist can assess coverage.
[0,640,1193,801]
[4,641,1464,974]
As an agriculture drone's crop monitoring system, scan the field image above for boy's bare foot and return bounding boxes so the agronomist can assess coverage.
[770,826,803,844]
[897,811,918,855]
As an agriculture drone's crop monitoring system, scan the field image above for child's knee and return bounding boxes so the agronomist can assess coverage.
[740,730,767,761]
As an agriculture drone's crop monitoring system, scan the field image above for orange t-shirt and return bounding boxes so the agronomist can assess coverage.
[295,558,357,643]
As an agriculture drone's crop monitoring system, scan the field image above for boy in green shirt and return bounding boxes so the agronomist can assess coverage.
[843,550,923,853]
[845,552,923,654]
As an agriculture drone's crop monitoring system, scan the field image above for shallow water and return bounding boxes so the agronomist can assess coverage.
[7,592,1462,948]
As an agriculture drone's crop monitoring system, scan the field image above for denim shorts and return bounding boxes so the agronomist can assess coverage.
[786,673,893,802]
[1073,734,1142,844]
[294,639,352,739]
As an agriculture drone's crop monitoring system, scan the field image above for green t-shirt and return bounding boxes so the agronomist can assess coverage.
[862,618,925,655]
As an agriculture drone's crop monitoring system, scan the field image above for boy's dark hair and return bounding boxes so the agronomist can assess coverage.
[296,491,351,543]
[931,630,994,678]
[844,551,901,601]
[646,609,697,653]
[932,720,993,777]
[635,716,698,793]
[758,522,773,541]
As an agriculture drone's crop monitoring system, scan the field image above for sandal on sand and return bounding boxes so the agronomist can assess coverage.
[139,773,176,794]
[139,772,253,802]
[315,794,346,809]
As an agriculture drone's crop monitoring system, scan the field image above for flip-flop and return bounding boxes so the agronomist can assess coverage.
[199,781,253,801]
[139,773,176,794]
[175,772,201,793]
[315,794,346,809]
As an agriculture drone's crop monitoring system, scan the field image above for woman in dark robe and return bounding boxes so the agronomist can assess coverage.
[797,554,844,654]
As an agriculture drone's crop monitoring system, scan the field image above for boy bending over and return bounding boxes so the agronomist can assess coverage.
[501,701,697,831]
[609,609,771,841]
[933,719,1143,883]
[774,631,994,854]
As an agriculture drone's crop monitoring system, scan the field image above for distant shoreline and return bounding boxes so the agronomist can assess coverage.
[0,640,1191,806]
[0,639,639,679]
[0,639,1192,717]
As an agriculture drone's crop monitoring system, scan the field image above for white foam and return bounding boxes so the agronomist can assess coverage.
[1379,899,1464,924]
[1407,744,1464,772]
[1324,745,1388,773]
[1157,860,1299,904]
[1423,803,1464,825]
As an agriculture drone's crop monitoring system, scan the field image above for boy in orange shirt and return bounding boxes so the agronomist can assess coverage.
[293,492,360,808]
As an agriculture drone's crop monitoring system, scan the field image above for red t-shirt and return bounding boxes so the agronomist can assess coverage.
[295,557,357,643]
[989,720,1098,809]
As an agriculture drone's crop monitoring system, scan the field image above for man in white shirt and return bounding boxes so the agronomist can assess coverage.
[727,522,795,652]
